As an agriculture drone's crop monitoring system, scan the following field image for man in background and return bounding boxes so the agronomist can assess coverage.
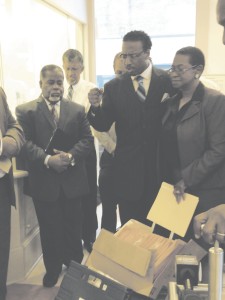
[88,30,174,226]
[94,52,126,232]
[62,49,98,252]
[193,0,225,245]
[0,87,24,300]
[16,65,93,287]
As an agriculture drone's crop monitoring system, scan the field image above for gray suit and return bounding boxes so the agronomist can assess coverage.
[16,96,94,275]
[0,87,24,299]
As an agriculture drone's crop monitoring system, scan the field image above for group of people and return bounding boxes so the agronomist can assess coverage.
[1,1,225,299]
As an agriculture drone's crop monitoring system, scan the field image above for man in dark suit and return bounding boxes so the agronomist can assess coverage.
[88,30,174,226]
[0,87,24,300]
[16,65,94,288]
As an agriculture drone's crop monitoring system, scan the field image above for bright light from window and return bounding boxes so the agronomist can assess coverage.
[95,0,196,87]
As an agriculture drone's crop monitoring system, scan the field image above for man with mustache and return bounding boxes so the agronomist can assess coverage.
[16,65,94,287]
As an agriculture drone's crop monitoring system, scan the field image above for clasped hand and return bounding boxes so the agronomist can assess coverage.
[48,149,71,173]
[88,88,103,107]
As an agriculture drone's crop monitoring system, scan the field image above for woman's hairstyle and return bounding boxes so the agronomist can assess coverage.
[176,46,205,68]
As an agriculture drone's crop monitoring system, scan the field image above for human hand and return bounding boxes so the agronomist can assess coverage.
[173,179,186,203]
[1,136,18,157]
[48,150,71,173]
[88,88,103,107]
[193,204,225,244]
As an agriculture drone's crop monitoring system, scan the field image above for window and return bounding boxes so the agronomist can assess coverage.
[95,0,196,86]
[0,0,82,113]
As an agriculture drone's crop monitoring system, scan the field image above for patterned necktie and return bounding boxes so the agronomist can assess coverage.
[50,103,59,126]
[135,75,146,102]
[67,85,73,101]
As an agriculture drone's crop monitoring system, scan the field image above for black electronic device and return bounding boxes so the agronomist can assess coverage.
[45,128,74,155]
[55,261,150,300]
[168,255,208,300]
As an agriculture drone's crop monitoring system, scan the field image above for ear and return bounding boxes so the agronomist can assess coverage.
[194,65,204,79]
[195,65,204,75]
[39,80,42,88]
[145,49,150,58]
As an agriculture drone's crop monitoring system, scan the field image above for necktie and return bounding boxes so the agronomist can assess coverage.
[50,103,59,126]
[135,75,146,102]
[67,85,73,101]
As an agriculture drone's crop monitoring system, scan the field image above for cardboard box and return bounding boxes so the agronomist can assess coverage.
[86,228,154,297]
[86,220,207,299]
[86,220,187,297]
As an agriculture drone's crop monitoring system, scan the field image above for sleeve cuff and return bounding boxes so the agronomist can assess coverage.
[44,155,51,168]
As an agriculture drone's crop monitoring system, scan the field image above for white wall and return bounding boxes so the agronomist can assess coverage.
[196,0,225,75]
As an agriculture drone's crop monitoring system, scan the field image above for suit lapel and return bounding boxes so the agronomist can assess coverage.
[146,68,163,104]
[120,69,165,106]
[58,99,69,129]
[37,96,56,129]
[121,74,137,103]
[162,98,201,125]
[179,101,200,123]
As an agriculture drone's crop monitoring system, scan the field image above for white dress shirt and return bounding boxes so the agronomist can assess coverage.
[131,62,153,95]
[66,79,96,113]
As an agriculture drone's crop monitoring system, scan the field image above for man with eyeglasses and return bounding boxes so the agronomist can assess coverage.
[88,30,175,226]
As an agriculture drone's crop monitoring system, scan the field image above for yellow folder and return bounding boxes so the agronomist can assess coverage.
[147,182,199,237]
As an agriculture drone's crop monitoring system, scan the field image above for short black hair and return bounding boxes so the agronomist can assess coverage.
[62,49,83,65]
[176,46,205,69]
[40,65,63,80]
[123,30,152,51]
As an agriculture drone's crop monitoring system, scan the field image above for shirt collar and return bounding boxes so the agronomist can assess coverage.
[131,61,152,81]
[42,95,61,106]
[70,78,83,90]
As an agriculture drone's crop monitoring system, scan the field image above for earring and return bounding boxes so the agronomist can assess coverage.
[195,74,199,79]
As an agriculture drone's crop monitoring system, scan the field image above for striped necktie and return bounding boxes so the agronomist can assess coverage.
[135,75,146,102]
[50,103,59,126]
[67,85,73,101]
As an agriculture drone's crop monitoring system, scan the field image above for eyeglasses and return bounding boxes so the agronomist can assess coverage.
[120,51,144,60]
[167,65,197,75]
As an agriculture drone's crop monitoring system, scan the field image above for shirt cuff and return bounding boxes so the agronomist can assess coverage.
[44,155,51,168]
[90,105,100,117]
[68,153,75,166]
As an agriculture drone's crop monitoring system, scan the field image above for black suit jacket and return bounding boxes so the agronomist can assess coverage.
[88,68,174,203]
[16,96,94,202]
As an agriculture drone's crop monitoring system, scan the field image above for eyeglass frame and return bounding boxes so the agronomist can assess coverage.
[167,65,197,75]
[120,50,144,60]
